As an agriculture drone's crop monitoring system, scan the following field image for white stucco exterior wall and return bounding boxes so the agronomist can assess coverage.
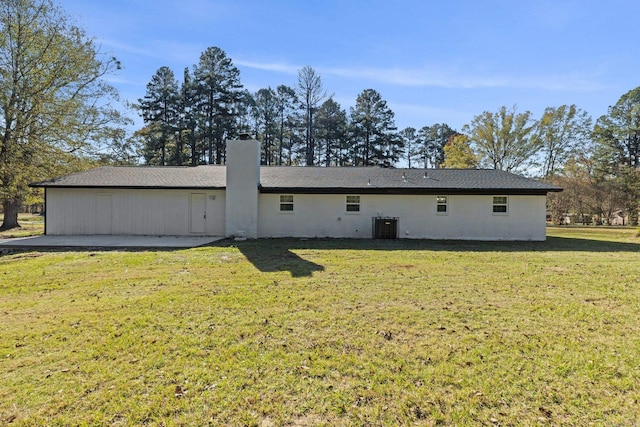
[225,139,260,238]
[258,193,547,240]
[45,188,225,236]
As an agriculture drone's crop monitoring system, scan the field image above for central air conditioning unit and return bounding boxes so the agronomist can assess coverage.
[372,217,398,239]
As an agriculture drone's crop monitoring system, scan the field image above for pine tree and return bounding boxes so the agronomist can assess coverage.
[592,87,640,224]
[193,47,243,164]
[315,98,348,166]
[400,127,419,168]
[275,85,297,165]
[349,89,399,166]
[138,66,180,165]
[179,68,199,165]
[593,88,640,169]
[252,88,279,164]
[418,124,457,168]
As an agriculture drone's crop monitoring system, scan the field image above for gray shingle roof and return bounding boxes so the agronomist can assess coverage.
[32,165,561,194]
[32,166,227,189]
[259,167,559,194]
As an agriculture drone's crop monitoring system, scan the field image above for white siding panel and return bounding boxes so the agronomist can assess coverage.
[45,188,225,236]
[95,194,113,234]
[47,188,546,240]
[206,192,225,236]
[258,193,547,240]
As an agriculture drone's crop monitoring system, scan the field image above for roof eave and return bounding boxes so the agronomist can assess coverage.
[30,184,226,190]
[259,187,559,195]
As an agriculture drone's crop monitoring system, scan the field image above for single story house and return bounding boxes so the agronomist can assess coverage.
[31,138,561,240]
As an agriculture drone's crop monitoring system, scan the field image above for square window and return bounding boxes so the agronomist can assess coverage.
[492,196,508,213]
[280,195,294,212]
[346,195,360,212]
[436,195,448,213]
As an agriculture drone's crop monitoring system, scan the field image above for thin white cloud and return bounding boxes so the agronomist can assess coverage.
[323,65,606,92]
[234,59,300,75]
[96,38,205,65]
[103,75,144,87]
[235,59,606,92]
[94,38,160,59]
[390,102,473,122]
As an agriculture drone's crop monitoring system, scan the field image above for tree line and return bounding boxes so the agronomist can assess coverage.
[137,57,404,168]
[449,100,640,225]
[136,47,471,168]
[137,46,640,225]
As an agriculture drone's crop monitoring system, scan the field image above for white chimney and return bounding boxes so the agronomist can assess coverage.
[225,137,260,239]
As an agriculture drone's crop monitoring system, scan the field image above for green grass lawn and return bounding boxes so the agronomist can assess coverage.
[1,227,639,426]
[0,214,44,238]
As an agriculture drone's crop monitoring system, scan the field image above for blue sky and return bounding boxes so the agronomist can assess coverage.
[58,0,639,132]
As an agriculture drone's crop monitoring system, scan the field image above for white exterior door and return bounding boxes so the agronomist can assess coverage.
[189,193,206,234]
[95,194,113,235]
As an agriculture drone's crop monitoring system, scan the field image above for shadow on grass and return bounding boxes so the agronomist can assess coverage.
[224,234,638,277]
[0,242,326,277]
[230,235,640,257]
[1,234,636,278]
[543,236,640,252]
[234,240,325,277]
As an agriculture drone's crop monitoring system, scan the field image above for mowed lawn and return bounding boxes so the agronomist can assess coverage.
[1,228,639,426]
[0,214,44,239]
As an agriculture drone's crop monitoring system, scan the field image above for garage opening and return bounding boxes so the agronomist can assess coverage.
[372,217,398,239]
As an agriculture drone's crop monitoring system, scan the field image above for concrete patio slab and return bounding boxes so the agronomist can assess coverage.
[0,235,225,249]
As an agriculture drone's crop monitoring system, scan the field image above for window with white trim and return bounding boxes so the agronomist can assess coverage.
[279,194,294,212]
[492,196,508,213]
[436,195,448,213]
[346,195,360,212]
